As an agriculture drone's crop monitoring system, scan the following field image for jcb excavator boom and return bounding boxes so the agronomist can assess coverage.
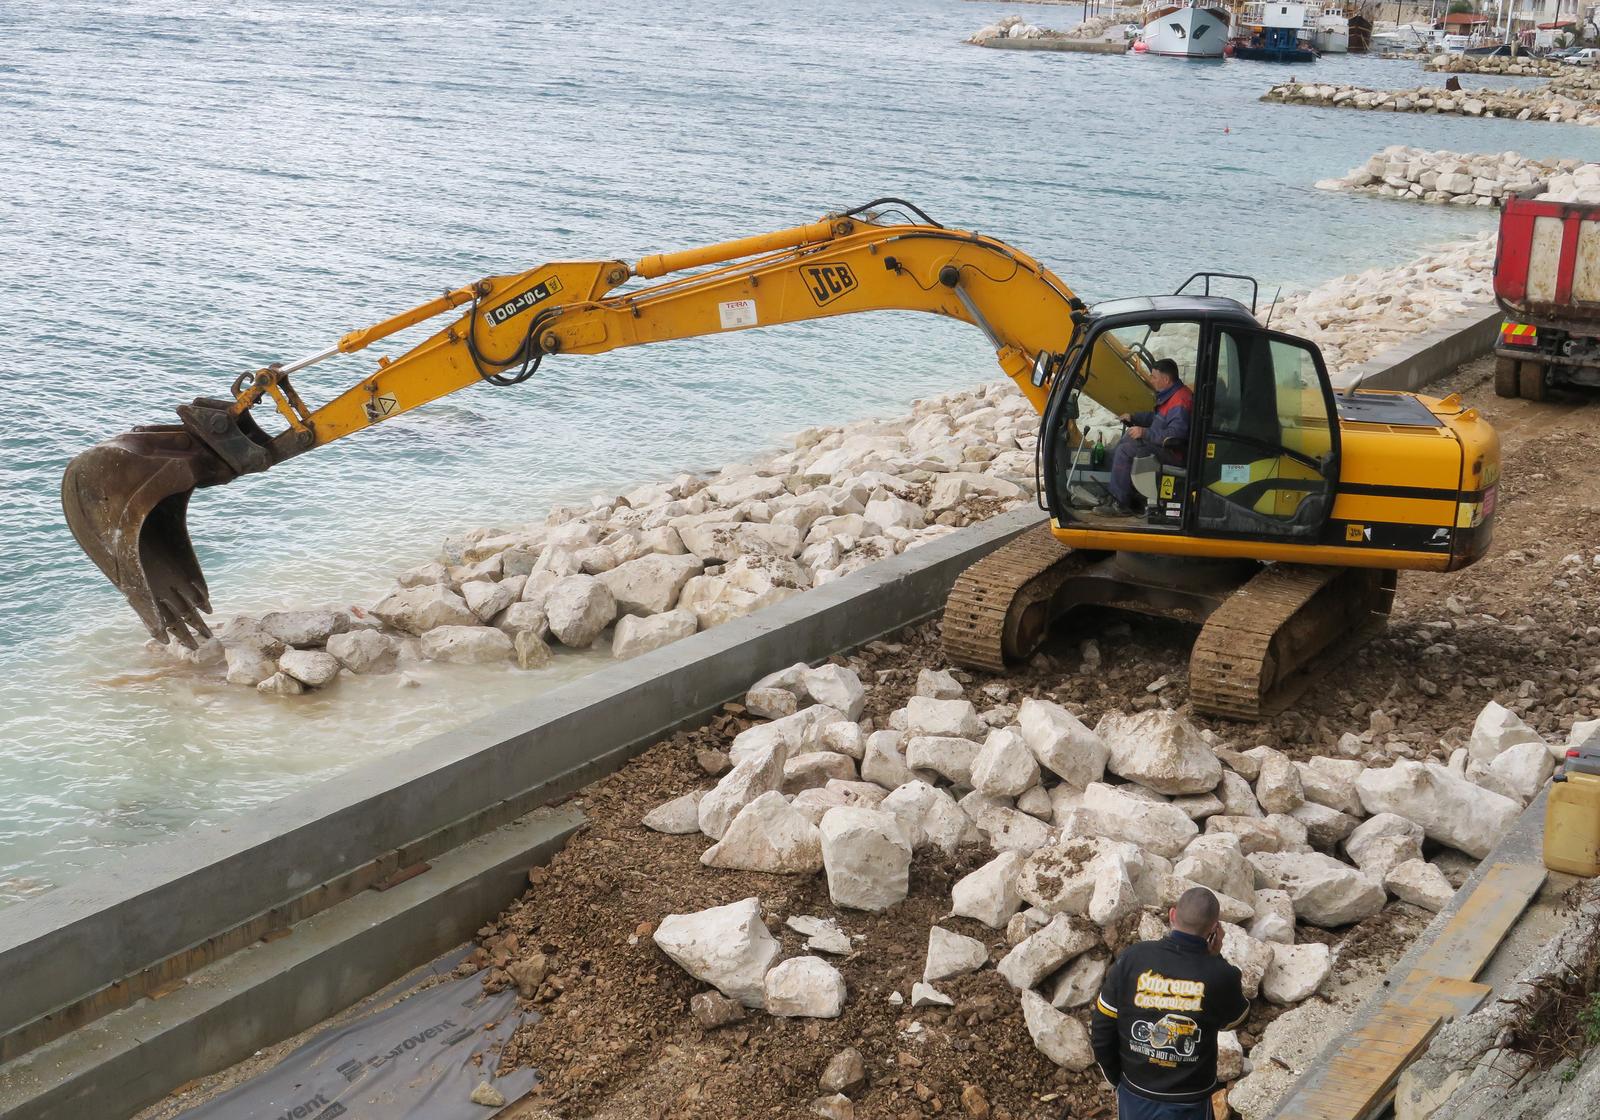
[63,200,1148,647]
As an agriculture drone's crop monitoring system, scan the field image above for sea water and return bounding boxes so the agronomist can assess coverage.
[3,0,1598,902]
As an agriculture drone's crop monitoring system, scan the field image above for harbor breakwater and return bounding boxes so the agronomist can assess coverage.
[1264,79,1600,125]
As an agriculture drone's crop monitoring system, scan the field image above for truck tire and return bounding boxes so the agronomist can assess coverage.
[1519,360,1548,402]
[1495,356,1520,397]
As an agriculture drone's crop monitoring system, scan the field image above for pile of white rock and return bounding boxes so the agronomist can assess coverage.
[1318,145,1600,206]
[155,380,1038,693]
[1263,80,1600,126]
[1423,54,1564,77]
[1266,235,1497,373]
[970,15,1049,43]
[969,12,1128,45]
[646,662,1566,1102]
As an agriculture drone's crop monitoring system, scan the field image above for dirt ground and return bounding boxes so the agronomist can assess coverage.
[464,360,1600,1120]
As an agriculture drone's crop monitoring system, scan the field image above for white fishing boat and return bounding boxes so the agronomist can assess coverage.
[1137,0,1231,58]
[1313,3,1349,53]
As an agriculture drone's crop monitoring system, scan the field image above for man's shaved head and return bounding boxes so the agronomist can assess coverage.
[1173,887,1221,933]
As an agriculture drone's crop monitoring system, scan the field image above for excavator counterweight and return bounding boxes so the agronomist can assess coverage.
[61,200,1499,717]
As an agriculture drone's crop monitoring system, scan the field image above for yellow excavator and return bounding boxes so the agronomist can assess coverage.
[62,200,1500,719]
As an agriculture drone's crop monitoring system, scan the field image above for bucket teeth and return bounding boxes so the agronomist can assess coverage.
[61,425,235,648]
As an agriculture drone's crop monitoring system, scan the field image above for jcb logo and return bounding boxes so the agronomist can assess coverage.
[803,262,857,306]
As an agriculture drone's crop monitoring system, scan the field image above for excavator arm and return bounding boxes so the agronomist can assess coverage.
[63,201,1158,646]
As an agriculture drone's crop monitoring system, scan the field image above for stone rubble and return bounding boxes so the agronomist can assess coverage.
[646,664,1535,1091]
[1317,144,1600,207]
[1265,77,1600,128]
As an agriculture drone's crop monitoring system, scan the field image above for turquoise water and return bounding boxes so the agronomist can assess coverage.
[4,0,1600,902]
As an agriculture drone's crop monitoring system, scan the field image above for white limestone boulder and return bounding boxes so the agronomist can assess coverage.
[1383,859,1455,912]
[783,751,857,793]
[1355,761,1520,859]
[1019,699,1108,788]
[972,727,1041,798]
[1253,748,1305,814]
[1289,801,1361,850]
[905,735,981,786]
[916,668,964,699]
[258,609,349,647]
[1343,812,1425,880]
[492,601,549,641]
[653,897,781,1008]
[819,807,912,912]
[1049,951,1108,1010]
[543,575,618,649]
[1249,888,1296,945]
[1261,941,1331,1005]
[905,696,984,739]
[950,850,1024,928]
[373,585,477,634]
[643,791,704,834]
[256,670,304,696]
[800,665,867,721]
[861,730,916,789]
[224,641,278,686]
[997,914,1099,990]
[701,791,823,873]
[1097,710,1222,795]
[612,609,698,659]
[1296,758,1365,817]
[1221,923,1275,1000]
[462,579,517,622]
[1204,815,1288,855]
[745,686,798,720]
[1081,782,1198,858]
[326,629,397,674]
[420,625,513,664]
[597,553,704,617]
[1487,740,1554,802]
[1217,771,1264,818]
[1467,700,1544,764]
[959,792,1055,852]
[699,743,787,840]
[730,705,848,765]
[1175,833,1256,905]
[763,956,846,1018]
[1021,990,1095,1071]
[1247,851,1386,928]
[924,926,989,982]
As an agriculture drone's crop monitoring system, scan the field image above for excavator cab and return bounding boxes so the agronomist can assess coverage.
[1039,296,1341,544]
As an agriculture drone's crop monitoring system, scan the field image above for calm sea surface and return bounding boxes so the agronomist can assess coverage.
[3,0,1598,902]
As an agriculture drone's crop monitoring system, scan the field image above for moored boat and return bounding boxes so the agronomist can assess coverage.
[1139,0,1231,58]
[1231,1,1319,62]
[1314,3,1350,53]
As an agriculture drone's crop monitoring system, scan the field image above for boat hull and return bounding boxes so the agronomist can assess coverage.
[1142,6,1229,58]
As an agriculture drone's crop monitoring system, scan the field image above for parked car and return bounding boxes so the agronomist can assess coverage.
[1562,47,1600,64]
[1546,44,1581,58]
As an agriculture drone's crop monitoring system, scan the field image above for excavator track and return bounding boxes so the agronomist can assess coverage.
[1189,564,1398,721]
[941,524,1087,672]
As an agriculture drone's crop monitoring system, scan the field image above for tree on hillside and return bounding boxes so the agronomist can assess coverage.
[1447,1,1475,13]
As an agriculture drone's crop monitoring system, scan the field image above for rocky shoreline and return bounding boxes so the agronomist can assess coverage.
[1316,145,1600,206]
[1263,79,1600,125]
[968,12,1129,45]
[147,233,1499,698]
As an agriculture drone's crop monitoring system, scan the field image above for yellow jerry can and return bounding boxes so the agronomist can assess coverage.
[1545,770,1600,877]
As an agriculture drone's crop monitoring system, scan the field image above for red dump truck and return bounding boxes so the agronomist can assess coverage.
[1494,194,1600,399]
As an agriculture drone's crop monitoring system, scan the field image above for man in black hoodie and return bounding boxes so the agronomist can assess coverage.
[1090,887,1249,1119]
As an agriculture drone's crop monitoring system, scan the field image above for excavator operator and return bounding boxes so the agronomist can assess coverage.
[1098,358,1195,517]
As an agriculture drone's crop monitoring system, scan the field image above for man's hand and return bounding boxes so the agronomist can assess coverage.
[1118,413,1131,423]
[1127,426,1146,440]
[1205,925,1225,955]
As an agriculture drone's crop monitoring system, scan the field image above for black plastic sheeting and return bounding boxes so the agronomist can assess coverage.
[175,971,539,1119]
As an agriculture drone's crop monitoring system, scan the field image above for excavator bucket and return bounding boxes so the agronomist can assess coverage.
[61,425,237,648]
